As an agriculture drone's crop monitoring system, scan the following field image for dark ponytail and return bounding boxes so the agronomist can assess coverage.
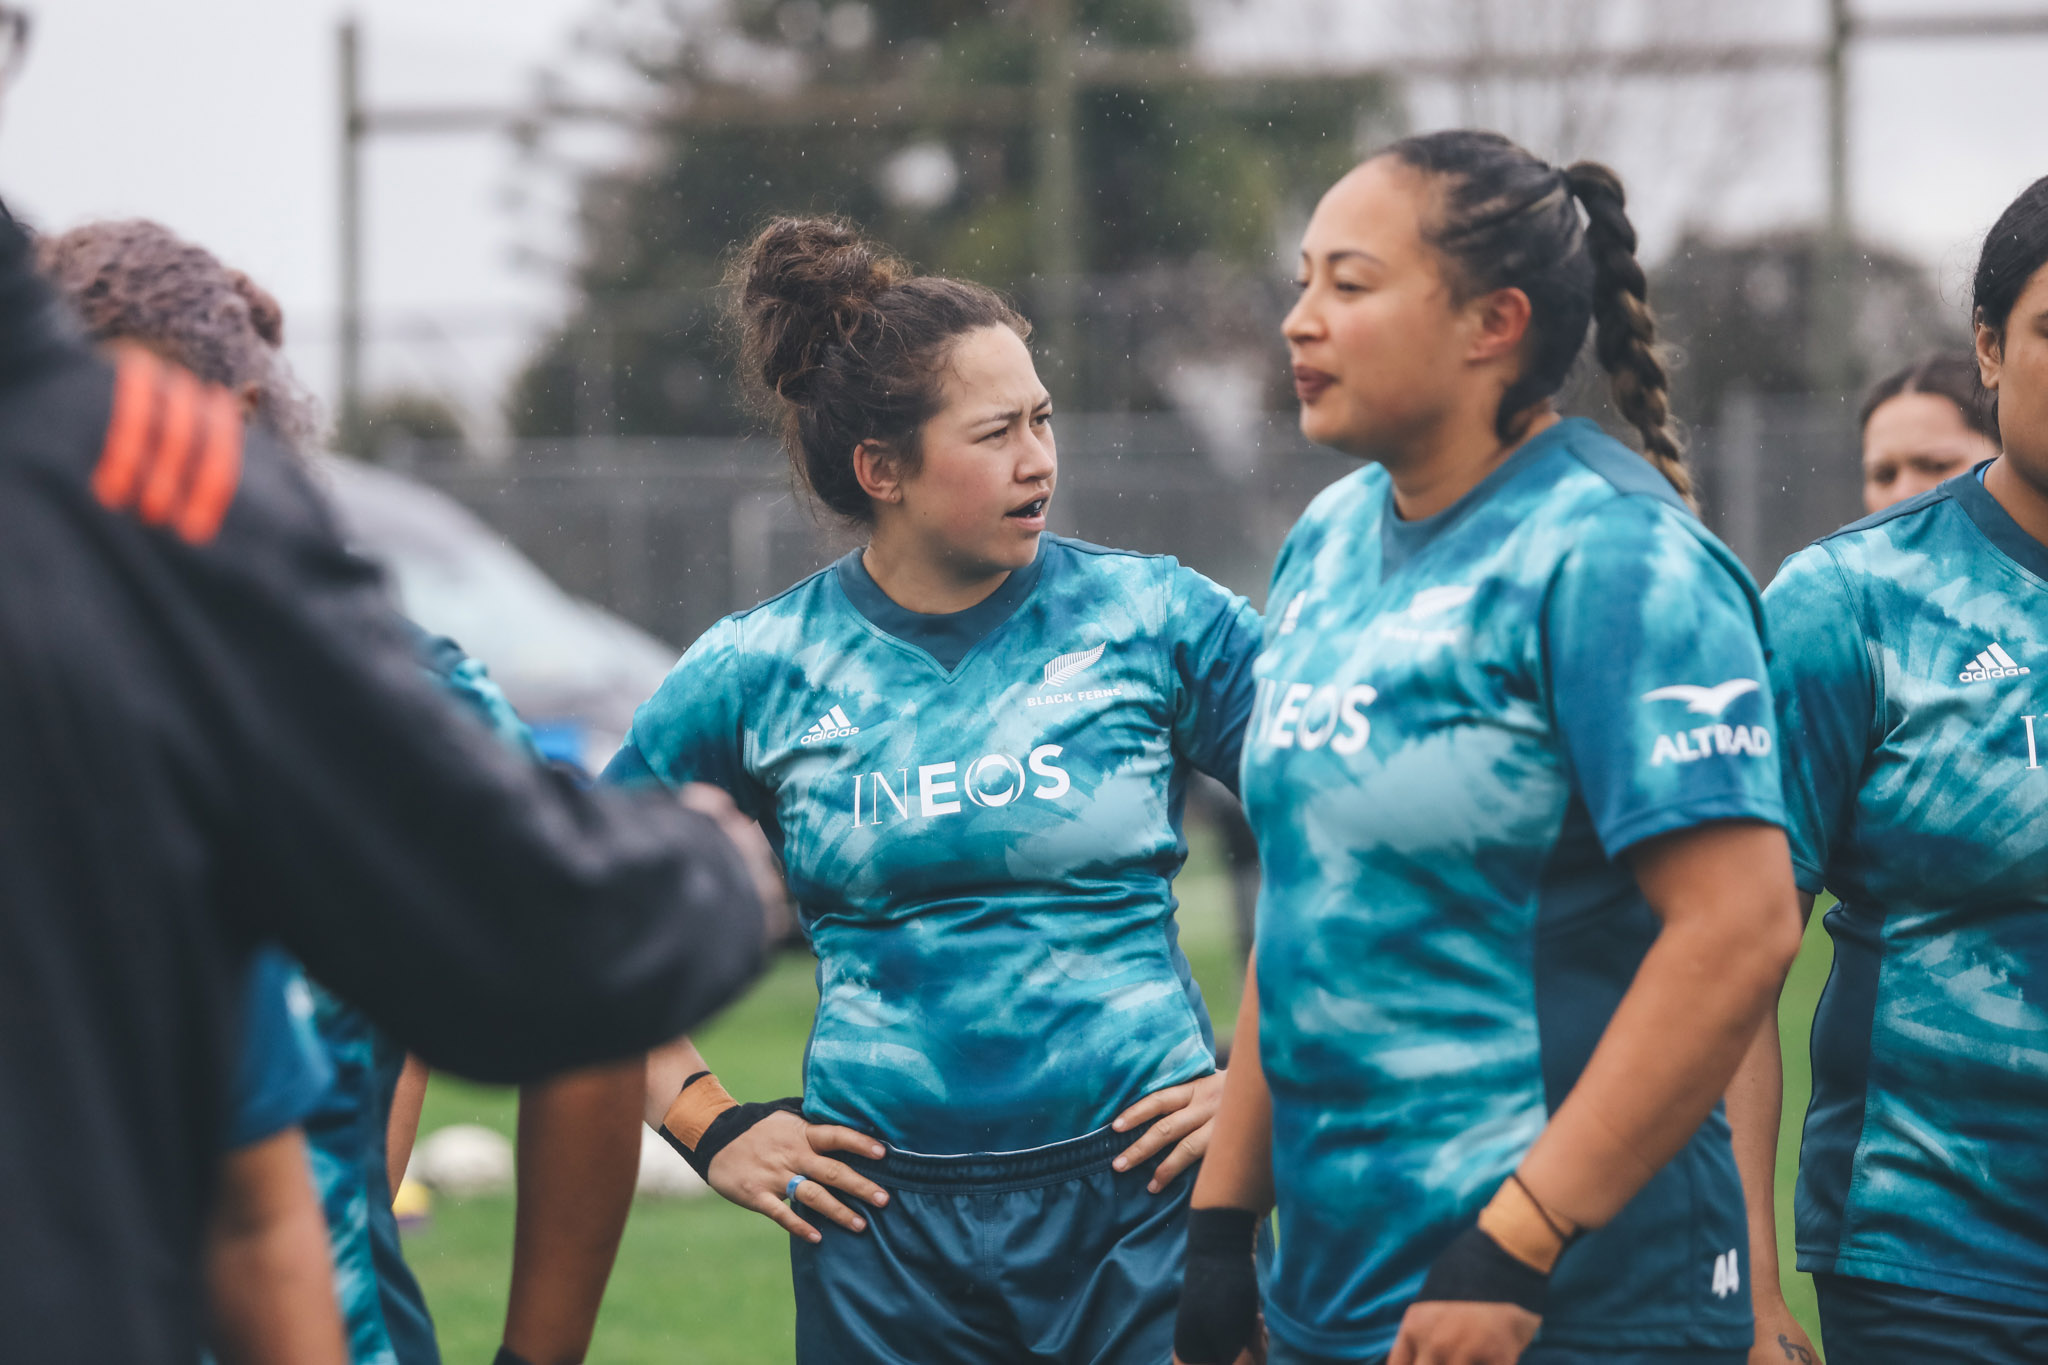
[1383,131,1691,506]
[731,216,1029,523]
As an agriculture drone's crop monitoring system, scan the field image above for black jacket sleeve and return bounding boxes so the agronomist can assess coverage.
[89,369,763,1081]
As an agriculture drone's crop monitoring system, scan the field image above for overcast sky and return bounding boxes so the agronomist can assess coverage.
[3,0,2044,431]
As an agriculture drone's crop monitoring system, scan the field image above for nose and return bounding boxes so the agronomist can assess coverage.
[1283,285,1322,346]
[1020,420,1057,484]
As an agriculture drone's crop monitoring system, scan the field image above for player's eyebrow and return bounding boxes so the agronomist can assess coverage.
[1307,248,1384,269]
[970,394,1052,428]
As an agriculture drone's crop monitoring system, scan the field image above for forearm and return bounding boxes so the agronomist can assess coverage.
[1726,1009,1789,1297]
[1191,960,1274,1214]
[207,1131,347,1365]
[385,1054,430,1196]
[504,1059,644,1365]
[1521,909,1794,1229]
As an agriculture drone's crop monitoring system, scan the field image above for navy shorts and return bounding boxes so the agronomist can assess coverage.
[789,1126,1191,1365]
[1815,1272,2048,1365]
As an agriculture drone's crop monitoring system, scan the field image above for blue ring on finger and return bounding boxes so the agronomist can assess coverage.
[785,1175,809,1202]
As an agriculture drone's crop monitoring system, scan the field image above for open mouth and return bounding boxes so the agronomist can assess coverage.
[1006,497,1049,520]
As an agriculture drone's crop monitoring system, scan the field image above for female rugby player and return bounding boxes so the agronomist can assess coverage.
[1172,132,1802,1365]
[1731,176,2048,1364]
[1856,352,2000,514]
[614,217,1260,1365]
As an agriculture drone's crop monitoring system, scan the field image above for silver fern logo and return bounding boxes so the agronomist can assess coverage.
[1042,642,1107,687]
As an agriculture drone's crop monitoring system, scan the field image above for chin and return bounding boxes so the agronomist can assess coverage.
[1298,400,1363,457]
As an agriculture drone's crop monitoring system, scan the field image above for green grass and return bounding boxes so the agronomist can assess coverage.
[402,849,1833,1359]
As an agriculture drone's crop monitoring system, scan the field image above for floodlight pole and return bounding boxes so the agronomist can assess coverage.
[1034,0,1082,383]
[1812,0,1856,396]
[338,17,364,452]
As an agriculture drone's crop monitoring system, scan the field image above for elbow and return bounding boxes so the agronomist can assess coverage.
[1728,887,1805,1007]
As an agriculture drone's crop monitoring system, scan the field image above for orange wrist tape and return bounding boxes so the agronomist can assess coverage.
[1477,1175,1578,1275]
[660,1075,736,1151]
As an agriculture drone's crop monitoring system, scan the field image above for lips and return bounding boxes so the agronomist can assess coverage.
[1006,495,1049,521]
[1293,365,1335,403]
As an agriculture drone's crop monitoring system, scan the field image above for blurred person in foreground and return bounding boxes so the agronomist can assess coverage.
[0,18,770,1363]
[37,215,685,1365]
[1730,176,2048,1365]
[1857,351,2001,513]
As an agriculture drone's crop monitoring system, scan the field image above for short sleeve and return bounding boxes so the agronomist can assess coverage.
[1543,506,1787,858]
[606,617,768,819]
[226,947,332,1149]
[1165,565,1263,794]
[415,630,543,762]
[1762,546,1876,894]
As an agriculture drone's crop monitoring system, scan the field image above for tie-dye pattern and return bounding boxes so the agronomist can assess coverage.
[615,536,1261,1153]
[297,628,538,1364]
[1244,419,1784,1358]
[1766,468,2048,1311]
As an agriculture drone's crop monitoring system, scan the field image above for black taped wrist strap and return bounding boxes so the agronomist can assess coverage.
[658,1096,803,1181]
[492,1348,537,1365]
[1174,1207,1263,1365]
[1414,1225,1550,1315]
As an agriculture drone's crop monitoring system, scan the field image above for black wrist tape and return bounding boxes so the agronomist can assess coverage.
[1173,1207,1262,1365]
[663,1096,803,1181]
[1414,1224,1550,1315]
[492,1347,538,1365]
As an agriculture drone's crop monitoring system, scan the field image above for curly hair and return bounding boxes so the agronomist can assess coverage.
[34,219,323,453]
[730,215,1029,522]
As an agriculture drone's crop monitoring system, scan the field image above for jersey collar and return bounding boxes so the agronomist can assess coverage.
[834,537,1049,672]
[1949,458,2048,585]
[1379,418,1585,578]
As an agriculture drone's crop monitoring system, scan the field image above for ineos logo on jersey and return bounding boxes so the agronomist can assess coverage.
[1251,678,1377,755]
[849,745,1072,827]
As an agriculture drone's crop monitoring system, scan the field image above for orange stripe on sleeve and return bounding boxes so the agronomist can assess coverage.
[137,367,203,527]
[90,349,165,511]
[174,390,244,545]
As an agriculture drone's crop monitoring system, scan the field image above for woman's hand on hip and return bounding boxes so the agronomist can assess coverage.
[704,1111,888,1243]
[1388,1301,1540,1365]
[1111,1072,1227,1193]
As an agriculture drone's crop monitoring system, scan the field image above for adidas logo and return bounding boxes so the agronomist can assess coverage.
[800,704,861,746]
[1278,592,1306,636]
[1960,642,2030,684]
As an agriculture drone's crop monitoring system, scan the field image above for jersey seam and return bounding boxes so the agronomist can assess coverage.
[1809,544,1886,887]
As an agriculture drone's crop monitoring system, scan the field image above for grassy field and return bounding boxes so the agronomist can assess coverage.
[402,844,1834,1360]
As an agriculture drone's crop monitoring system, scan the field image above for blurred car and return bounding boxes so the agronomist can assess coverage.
[315,454,676,772]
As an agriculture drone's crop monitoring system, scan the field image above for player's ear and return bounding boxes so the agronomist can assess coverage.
[1975,308,2004,394]
[1466,285,1533,367]
[853,439,905,506]
[236,382,261,420]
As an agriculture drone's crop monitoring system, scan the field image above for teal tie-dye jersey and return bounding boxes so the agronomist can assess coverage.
[611,535,1260,1153]
[303,626,541,1365]
[1766,466,2048,1312]
[1243,419,1785,1359]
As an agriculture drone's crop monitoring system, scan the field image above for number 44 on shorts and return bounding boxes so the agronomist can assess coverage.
[1710,1248,1741,1300]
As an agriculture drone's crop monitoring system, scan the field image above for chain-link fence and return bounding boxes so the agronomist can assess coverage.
[398,399,1863,653]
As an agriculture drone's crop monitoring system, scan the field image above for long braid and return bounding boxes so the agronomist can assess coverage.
[1563,162,1694,508]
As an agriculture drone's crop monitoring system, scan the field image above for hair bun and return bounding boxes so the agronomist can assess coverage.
[228,269,285,348]
[735,216,904,402]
